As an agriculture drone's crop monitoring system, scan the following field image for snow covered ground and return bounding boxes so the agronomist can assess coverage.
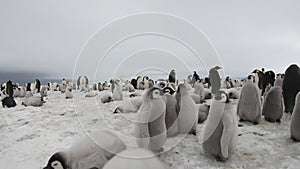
[0,89,299,169]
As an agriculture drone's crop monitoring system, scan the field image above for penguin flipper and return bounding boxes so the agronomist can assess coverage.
[220,112,234,159]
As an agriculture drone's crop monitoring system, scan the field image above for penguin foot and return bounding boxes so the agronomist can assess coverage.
[276,119,281,123]
[239,119,246,122]
[216,156,226,162]
[113,108,119,114]
[291,137,300,142]
[253,122,259,125]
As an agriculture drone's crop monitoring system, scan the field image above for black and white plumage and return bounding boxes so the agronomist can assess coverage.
[163,86,178,137]
[168,69,176,83]
[135,87,167,152]
[227,88,239,99]
[209,66,222,99]
[43,130,126,169]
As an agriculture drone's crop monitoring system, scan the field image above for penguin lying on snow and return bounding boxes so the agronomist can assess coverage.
[101,94,113,103]
[85,90,98,97]
[22,96,44,107]
[113,97,143,114]
[227,88,239,99]
[43,130,126,169]
[103,148,170,169]
[1,96,17,108]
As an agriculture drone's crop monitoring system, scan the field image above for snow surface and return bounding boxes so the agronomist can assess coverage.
[0,89,300,169]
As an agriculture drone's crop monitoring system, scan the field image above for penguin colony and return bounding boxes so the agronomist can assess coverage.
[1,64,300,168]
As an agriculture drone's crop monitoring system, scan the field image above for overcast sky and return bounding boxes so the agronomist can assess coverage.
[0,0,299,83]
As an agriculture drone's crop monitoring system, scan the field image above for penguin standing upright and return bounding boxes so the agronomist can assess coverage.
[291,92,300,141]
[162,86,178,137]
[135,87,167,152]
[35,79,41,93]
[112,79,123,101]
[175,84,198,135]
[282,64,300,113]
[237,80,262,125]
[168,69,176,83]
[5,80,14,97]
[1,80,17,108]
[262,86,283,123]
[202,66,238,162]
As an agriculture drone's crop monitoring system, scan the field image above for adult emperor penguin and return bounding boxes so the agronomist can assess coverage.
[202,66,238,162]
[262,86,283,123]
[237,80,262,125]
[175,84,198,135]
[103,148,170,169]
[162,86,179,137]
[35,79,41,93]
[282,64,300,113]
[136,76,143,90]
[209,66,222,99]
[112,79,123,101]
[43,130,126,169]
[6,80,14,97]
[143,76,150,89]
[291,92,300,141]
[135,87,167,152]
[168,69,176,83]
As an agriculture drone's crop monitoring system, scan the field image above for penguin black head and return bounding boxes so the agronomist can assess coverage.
[44,152,66,169]
[163,86,175,95]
